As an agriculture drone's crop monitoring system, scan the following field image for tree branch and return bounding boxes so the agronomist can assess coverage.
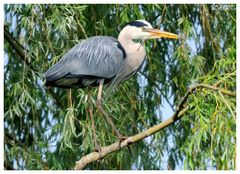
[74,84,235,170]
[4,26,34,69]
[4,26,63,108]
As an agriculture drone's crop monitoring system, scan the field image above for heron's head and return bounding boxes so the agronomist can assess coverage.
[119,19,178,41]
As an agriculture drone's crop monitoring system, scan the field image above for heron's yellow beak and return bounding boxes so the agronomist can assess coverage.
[145,28,179,39]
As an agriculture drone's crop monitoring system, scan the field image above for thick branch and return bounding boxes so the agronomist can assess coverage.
[74,84,235,170]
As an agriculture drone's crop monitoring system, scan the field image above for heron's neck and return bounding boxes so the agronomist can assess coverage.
[118,34,146,71]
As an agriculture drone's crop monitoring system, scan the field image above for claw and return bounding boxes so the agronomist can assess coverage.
[118,135,128,142]
[93,145,101,153]
[94,145,103,159]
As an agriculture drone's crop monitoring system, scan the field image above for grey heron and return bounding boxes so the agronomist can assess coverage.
[45,20,178,149]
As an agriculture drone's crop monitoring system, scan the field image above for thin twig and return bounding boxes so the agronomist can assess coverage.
[218,90,235,119]
[159,4,167,25]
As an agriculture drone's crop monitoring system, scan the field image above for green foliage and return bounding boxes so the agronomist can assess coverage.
[4,4,236,170]
[180,58,236,169]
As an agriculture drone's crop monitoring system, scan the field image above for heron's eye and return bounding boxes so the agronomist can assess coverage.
[141,27,147,32]
[141,27,151,32]
[132,38,143,44]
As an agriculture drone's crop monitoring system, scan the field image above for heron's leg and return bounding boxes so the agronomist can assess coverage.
[96,79,126,141]
[67,89,73,107]
[88,96,101,152]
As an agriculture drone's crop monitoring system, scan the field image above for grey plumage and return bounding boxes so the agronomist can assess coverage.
[45,36,126,88]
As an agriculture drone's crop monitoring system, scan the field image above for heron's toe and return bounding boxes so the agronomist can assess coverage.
[118,135,128,142]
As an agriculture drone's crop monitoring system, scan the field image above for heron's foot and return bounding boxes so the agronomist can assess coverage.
[117,134,128,142]
[117,134,133,157]
[93,145,103,159]
[93,145,101,153]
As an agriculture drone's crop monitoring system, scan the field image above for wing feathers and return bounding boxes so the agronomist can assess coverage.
[45,36,126,88]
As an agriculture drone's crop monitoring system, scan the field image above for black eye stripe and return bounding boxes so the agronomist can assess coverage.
[123,21,148,28]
